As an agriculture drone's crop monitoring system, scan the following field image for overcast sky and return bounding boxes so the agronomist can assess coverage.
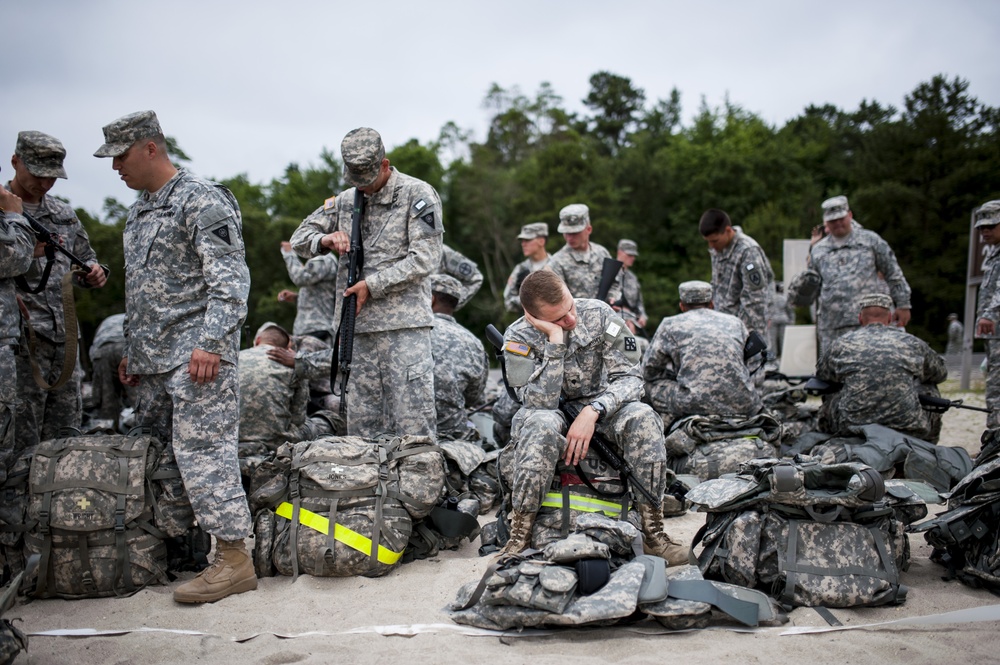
[5,0,999,217]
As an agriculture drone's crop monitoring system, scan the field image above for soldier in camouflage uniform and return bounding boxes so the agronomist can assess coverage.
[7,131,108,442]
[503,222,550,313]
[642,281,761,428]
[238,323,308,475]
[945,313,963,358]
[440,244,483,310]
[429,275,489,440]
[547,204,621,301]
[699,209,773,335]
[500,270,685,565]
[615,239,648,334]
[278,241,338,342]
[291,127,442,438]
[0,187,39,580]
[801,196,912,356]
[88,312,134,424]
[95,110,256,603]
[974,201,1000,428]
[818,293,947,441]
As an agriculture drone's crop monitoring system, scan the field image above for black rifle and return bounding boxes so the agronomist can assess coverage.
[484,323,660,508]
[918,393,990,414]
[595,257,623,301]
[332,189,366,417]
[16,211,109,294]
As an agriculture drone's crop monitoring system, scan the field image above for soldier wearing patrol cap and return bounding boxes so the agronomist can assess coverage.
[799,195,912,356]
[503,222,551,313]
[290,127,443,440]
[699,209,773,336]
[615,239,648,335]
[547,203,621,302]
[500,270,684,564]
[96,109,256,603]
[430,274,488,440]
[817,292,946,441]
[642,280,761,429]
[974,200,1000,427]
[7,130,107,444]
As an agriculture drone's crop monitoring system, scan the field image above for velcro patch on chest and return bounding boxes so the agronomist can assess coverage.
[505,341,531,357]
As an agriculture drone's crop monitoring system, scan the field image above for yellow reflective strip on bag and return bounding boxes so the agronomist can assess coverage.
[541,491,624,516]
[274,501,403,565]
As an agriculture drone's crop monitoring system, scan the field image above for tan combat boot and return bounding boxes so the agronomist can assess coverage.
[638,503,689,567]
[498,510,536,555]
[173,538,258,604]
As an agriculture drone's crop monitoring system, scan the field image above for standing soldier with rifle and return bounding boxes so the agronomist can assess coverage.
[497,270,686,564]
[6,131,107,442]
[548,203,621,302]
[974,200,1000,429]
[291,128,442,438]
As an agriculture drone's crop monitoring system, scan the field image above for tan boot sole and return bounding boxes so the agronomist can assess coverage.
[173,576,258,604]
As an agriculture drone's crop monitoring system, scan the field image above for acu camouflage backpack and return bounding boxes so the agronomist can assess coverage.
[250,435,445,578]
[688,457,928,608]
[914,429,1000,590]
[24,428,169,598]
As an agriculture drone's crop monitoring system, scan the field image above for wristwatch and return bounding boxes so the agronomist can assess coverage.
[589,401,606,422]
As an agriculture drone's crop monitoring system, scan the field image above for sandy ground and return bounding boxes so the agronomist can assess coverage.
[7,384,1000,665]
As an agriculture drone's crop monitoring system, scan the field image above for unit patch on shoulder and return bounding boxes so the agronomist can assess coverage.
[505,341,531,357]
[324,195,337,210]
[624,336,636,352]
[745,262,764,289]
[211,225,232,245]
[605,322,622,338]
[421,212,436,229]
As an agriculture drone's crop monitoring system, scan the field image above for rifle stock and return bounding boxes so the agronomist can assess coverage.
[595,258,622,301]
[334,189,366,417]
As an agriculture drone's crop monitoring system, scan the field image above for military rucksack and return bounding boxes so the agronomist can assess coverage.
[664,413,782,481]
[250,435,445,578]
[914,430,1000,590]
[688,457,924,608]
[23,428,169,599]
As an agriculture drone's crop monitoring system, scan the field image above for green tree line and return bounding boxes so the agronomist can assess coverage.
[73,73,1000,358]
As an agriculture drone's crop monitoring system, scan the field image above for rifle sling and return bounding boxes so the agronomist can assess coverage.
[24,267,82,392]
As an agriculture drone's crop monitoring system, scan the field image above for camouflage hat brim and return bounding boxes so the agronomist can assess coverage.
[342,163,381,188]
[23,160,67,179]
[557,220,588,233]
[93,141,133,159]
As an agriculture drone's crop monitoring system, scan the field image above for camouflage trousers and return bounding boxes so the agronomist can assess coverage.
[345,328,436,439]
[135,362,251,541]
[90,341,134,421]
[507,402,667,513]
[16,334,81,442]
[988,340,1000,429]
[1,345,35,577]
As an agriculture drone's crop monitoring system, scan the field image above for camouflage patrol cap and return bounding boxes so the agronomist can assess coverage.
[15,131,68,179]
[341,127,385,188]
[974,200,1000,228]
[822,195,850,222]
[557,203,590,233]
[678,280,713,305]
[618,239,639,256]
[94,110,163,158]
[517,222,549,240]
[254,321,290,342]
[430,273,463,300]
[858,293,893,311]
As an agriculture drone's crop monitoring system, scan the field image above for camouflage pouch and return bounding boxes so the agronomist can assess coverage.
[24,429,168,599]
[684,436,776,481]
